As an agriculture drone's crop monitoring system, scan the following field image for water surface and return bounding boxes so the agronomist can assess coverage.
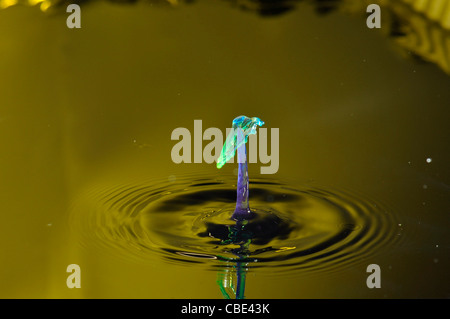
[0,0,449,298]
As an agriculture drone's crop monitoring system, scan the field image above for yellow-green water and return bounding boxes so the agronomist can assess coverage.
[0,0,449,298]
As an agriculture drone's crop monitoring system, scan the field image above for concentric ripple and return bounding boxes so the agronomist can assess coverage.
[69,174,400,275]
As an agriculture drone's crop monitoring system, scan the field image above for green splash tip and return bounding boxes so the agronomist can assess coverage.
[216,115,264,169]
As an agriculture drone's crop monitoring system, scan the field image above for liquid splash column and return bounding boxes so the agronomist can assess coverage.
[233,127,251,219]
[216,115,264,220]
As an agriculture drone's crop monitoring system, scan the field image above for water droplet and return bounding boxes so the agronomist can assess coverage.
[423,184,428,190]
[426,157,432,163]
[433,258,439,263]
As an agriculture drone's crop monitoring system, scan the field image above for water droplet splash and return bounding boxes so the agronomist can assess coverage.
[69,115,400,286]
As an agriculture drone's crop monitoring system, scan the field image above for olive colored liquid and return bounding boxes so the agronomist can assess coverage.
[0,0,449,298]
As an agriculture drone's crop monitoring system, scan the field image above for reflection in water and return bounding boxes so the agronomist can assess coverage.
[1,0,449,74]
[211,216,251,299]
[328,0,450,75]
[217,262,248,299]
